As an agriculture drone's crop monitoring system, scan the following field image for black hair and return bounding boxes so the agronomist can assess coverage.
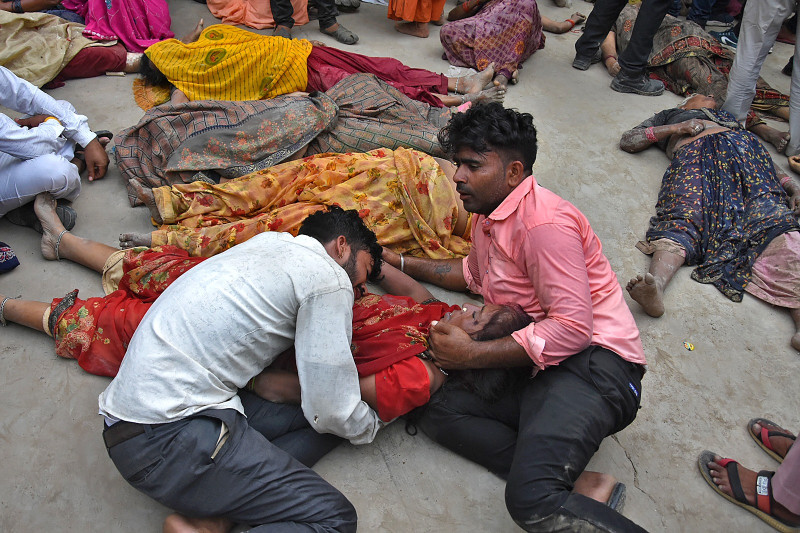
[298,206,383,282]
[140,54,171,88]
[438,102,538,175]
[468,302,532,342]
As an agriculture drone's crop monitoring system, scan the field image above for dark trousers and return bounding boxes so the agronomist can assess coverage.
[420,346,648,533]
[270,0,338,30]
[105,391,350,532]
[575,0,672,77]
[687,0,730,28]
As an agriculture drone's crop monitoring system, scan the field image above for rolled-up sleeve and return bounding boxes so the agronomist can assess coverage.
[462,249,482,294]
[511,221,593,369]
[294,288,383,445]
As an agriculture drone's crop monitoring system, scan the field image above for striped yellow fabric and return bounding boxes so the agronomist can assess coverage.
[144,25,312,101]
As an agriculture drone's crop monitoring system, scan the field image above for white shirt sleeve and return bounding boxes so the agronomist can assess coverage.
[0,66,96,155]
[294,288,383,445]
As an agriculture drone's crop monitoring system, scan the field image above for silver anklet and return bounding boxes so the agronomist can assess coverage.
[54,229,68,261]
[454,77,460,94]
[0,296,18,327]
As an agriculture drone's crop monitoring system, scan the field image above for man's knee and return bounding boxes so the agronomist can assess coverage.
[505,470,567,527]
[36,154,81,196]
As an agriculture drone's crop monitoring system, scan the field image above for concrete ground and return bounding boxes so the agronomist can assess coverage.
[1,1,799,531]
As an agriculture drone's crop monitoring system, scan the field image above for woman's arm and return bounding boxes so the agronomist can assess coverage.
[542,12,586,34]
[601,31,620,77]
[777,160,800,215]
[619,119,703,153]
[377,262,435,303]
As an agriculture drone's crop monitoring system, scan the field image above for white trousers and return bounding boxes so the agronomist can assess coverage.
[722,0,800,155]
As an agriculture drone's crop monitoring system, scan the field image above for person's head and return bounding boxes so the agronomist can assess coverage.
[140,53,170,87]
[679,93,717,111]
[438,103,538,215]
[441,302,532,340]
[298,206,383,289]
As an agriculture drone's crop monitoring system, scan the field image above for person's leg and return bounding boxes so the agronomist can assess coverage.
[723,0,793,121]
[773,433,800,514]
[687,0,715,28]
[0,295,49,332]
[57,44,128,81]
[617,0,672,77]
[574,0,628,61]
[626,244,686,318]
[270,0,296,28]
[0,154,80,217]
[786,8,800,156]
[504,347,646,532]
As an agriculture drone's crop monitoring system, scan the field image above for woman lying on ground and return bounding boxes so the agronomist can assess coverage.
[119,147,472,259]
[138,23,505,110]
[0,11,141,89]
[441,0,586,87]
[117,73,454,206]
[621,95,800,350]
[601,4,792,153]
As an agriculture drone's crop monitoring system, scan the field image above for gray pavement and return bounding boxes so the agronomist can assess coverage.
[1,2,798,531]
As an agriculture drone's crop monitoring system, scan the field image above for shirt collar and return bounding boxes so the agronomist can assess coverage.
[487,175,537,221]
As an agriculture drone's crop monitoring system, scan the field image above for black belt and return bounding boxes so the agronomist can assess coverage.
[103,421,162,449]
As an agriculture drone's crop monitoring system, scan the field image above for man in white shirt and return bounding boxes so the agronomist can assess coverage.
[99,207,384,533]
[0,66,108,220]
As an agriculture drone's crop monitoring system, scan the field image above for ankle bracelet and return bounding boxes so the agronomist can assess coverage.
[0,296,18,327]
[454,77,460,94]
[54,229,68,261]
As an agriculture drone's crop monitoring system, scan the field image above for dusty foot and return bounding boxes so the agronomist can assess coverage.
[124,53,143,73]
[431,16,445,26]
[466,82,506,104]
[510,69,519,84]
[34,193,66,261]
[395,21,429,38]
[461,63,495,93]
[182,18,205,43]
[163,513,233,533]
[752,421,795,459]
[766,130,790,154]
[494,74,510,88]
[130,180,162,224]
[626,273,665,317]
[707,455,800,526]
[572,472,618,504]
[789,155,800,174]
[119,232,152,249]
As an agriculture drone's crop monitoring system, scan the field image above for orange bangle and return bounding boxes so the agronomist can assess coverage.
[566,18,576,28]
[44,116,61,125]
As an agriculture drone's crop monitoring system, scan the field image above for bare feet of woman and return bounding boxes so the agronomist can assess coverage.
[163,513,233,533]
[130,180,162,224]
[34,193,66,261]
[395,21,429,38]
[119,232,152,249]
[461,63,496,93]
[182,18,205,43]
[626,273,665,317]
[466,82,506,104]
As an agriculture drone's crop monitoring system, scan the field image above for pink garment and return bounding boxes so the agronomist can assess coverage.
[772,432,800,514]
[745,231,800,309]
[62,0,173,53]
[462,176,646,370]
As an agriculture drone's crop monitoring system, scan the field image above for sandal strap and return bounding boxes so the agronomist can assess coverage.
[761,427,797,452]
[755,471,775,515]
[718,458,748,504]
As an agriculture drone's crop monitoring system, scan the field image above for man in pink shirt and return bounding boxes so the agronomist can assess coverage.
[385,103,648,532]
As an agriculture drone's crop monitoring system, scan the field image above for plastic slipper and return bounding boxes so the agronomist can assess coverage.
[94,130,114,142]
[320,24,358,45]
[5,202,76,234]
[698,450,800,533]
[606,482,626,513]
[273,25,292,39]
[749,418,796,464]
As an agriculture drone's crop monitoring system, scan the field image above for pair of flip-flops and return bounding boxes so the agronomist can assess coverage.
[5,201,76,234]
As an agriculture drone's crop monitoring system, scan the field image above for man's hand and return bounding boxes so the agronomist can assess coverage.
[15,114,51,128]
[82,138,109,181]
[428,320,477,370]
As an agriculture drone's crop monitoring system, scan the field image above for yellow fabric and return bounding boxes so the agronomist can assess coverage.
[144,25,312,102]
[0,11,117,87]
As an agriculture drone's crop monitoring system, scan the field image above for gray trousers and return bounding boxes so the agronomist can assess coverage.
[722,0,800,155]
[105,392,353,532]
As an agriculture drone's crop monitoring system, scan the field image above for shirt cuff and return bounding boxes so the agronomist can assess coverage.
[511,326,547,370]
[40,119,65,138]
[72,127,97,149]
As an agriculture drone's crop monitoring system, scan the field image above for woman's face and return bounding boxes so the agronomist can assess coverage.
[441,302,505,336]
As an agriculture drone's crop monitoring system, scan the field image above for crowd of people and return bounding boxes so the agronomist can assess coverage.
[1,0,799,531]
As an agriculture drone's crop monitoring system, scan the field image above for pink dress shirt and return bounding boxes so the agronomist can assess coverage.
[462,176,646,370]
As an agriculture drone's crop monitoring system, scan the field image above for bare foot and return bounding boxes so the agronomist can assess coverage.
[395,21,429,38]
[461,63,495,93]
[572,471,618,504]
[789,155,800,174]
[34,193,66,261]
[182,18,205,43]
[494,74,510,88]
[431,16,445,26]
[130,181,162,224]
[119,232,152,249]
[751,421,796,459]
[163,513,233,533]
[707,455,800,526]
[466,82,506,104]
[626,272,665,317]
[510,69,519,85]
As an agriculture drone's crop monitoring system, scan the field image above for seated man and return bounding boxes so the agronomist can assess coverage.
[138,24,505,110]
[382,102,648,531]
[94,205,384,532]
[622,95,800,351]
[0,65,109,227]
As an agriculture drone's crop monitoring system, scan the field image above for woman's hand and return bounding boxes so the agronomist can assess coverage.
[790,191,800,215]
[427,320,477,370]
[605,57,620,76]
[677,119,705,137]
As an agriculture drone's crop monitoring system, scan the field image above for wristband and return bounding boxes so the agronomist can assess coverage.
[604,55,617,64]
[12,0,23,12]
[645,127,657,142]
[781,175,792,186]
[566,18,576,28]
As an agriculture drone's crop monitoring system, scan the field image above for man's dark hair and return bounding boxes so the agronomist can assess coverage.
[140,54,171,88]
[298,206,383,282]
[438,102,538,175]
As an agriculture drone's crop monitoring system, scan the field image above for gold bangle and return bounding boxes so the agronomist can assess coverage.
[44,116,61,125]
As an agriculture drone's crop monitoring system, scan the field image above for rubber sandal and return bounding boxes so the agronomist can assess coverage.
[4,202,76,234]
[94,130,114,142]
[606,482,626,513]
[273,25,292,39]
[698,451,800,533]
[749,418,796,464]
[320,24,358,45]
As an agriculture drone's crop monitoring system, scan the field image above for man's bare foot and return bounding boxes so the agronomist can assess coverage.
[395,21,429,38]
[163,513,233,533]
[182,18,205,43]
[130,181,162,224]
[572,471,619,505]
[707,454,800,526]
[626,272,665,317]
[461,63,495,93]
[750,420,795,459]
[119,232,152,248]
[34,193,67,261]
[466,82,506,104]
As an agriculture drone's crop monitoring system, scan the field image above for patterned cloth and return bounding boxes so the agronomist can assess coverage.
[145,25,311,101]
[440,0,545,80]
[61,0,172,53]
[150,148,472,258]
[0,241,19,272]
[641,109,800,301]
[115,95,338,207]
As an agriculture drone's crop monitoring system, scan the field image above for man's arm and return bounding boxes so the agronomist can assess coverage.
[427,321,532,369]
[376,262,435,303]
[382,248,467,292]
